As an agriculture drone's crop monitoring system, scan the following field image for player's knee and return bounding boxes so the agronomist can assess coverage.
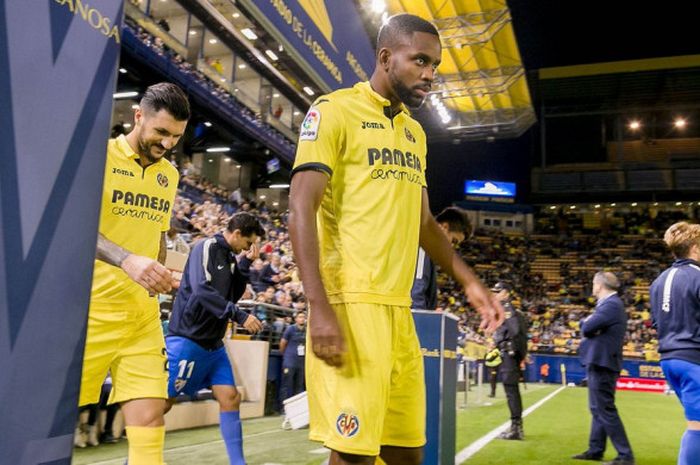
[218,389,241,411]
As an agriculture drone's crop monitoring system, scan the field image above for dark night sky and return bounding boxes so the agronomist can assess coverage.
[426,0,700,210]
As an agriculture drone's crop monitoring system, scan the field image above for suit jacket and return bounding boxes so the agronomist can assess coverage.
[579,293,627,372]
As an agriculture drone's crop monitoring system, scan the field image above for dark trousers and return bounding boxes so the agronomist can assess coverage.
[281,363,305,401]
[489,368,498,396]
[586,365,633,460]
[500,353,522,421]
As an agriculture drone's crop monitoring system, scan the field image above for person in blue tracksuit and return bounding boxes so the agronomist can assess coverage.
[279,311,307,401]
[411,207,472,310]
[165,212,265,465]
[574,272,634,465]
[650,221,700,465]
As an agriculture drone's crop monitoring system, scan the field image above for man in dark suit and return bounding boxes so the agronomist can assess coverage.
[573,272,635,465]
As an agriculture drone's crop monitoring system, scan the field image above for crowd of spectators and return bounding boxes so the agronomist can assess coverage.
[168,167,691,361]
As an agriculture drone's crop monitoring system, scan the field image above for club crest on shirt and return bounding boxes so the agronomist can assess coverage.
[174,378,187,392]
[300,107,321,141]
[405,127,416,143]
[336,412,360,438]
[157,173,169,188]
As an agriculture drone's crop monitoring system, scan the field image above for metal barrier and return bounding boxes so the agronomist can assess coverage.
[234,300,298,350]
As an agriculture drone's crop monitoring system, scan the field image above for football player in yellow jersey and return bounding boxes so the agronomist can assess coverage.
[80,83,189,465]
[289,14,504,465]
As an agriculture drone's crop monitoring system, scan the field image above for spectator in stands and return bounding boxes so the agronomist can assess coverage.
[166,227,190,254]
[573,272,634,465]
[650,222,700,465]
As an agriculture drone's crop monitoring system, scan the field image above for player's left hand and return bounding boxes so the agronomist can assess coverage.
[243,314,263,334]
[465,283,505,334]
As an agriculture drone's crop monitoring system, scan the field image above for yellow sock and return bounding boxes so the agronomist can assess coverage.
[126,425,165,465]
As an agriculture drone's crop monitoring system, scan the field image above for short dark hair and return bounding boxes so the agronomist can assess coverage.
[227,212,265,239]
[139,82,190,121]
[436,207,472,238]
[376,13,439,52]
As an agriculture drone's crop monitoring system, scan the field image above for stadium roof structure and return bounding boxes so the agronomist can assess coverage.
[386,0,536,142]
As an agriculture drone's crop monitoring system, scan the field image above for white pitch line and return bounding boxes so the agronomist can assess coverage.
[310,447,330,454]
[88,428,283,465]
[455,386,566,464]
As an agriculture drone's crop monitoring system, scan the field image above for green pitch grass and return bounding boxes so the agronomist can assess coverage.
[72,384,685,465]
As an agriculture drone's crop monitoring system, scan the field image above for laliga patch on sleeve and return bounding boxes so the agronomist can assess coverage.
[299,107,321,141]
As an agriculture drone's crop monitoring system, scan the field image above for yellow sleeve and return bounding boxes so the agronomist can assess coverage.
[162,167,180,232]
[292,98,345,178]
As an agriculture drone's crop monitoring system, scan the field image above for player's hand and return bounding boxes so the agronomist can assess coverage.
[121,254,173,295]
[465,283,505,334]
[243,314,263,334]
[245,241,260,260]
[309,303,346,368]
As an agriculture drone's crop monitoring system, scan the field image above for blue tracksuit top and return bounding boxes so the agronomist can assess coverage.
[168,233,251,350]
[650,258,700,365]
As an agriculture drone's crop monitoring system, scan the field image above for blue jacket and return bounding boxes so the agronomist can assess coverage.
[168,233,251,350]
[650,258,700,365]
[411,248,437,310]
[579,293,627,372]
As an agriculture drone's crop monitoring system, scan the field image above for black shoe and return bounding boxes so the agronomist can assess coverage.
[498,422,523,440]
[99,432,119,444]
[488,394,495,398]
[603,459,635,465]
[572,451,604,461]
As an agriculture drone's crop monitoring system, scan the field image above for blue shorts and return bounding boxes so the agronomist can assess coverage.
[166,336,235,397]
[661,358,700,421]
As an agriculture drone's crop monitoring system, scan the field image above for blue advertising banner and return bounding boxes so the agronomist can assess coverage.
[527,354,665,385]
[413,311,459,465]
[0,1,122,463]
[238,0,376,92]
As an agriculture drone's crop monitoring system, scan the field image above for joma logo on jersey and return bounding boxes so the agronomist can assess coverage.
[361,121,385,129]
[111,190,170,212]
[336,413,360,438]
[367,147,422,172]
[112,167,134,177]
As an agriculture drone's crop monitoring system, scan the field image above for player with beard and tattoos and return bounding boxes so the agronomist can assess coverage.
[78,82,189,465]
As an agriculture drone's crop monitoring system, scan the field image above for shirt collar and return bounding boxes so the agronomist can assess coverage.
[354,81,410,116]
[674,258,700,267]
[597,291,617,305]
[114,134,140,160]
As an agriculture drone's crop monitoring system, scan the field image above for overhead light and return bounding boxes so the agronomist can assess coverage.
[293,111,300,116]
[235,164,241,168]
[238,63,247,69]
[611,203,616,207]
[628,120,641,130]
[371,0,386,13]
[570,205,576,209]
[131,104,139,109]
[303,86,315,96]
[265,50,279,61]
[234,88,239,92]
[549,206,556,210]
[259,195,266,200]
[206,147,231,153]
[241,28,257,40]
[208,159,213,163]
[653,202,659,206]
[204,121,212,127]
[273,93,280,98]
[594,204,601,208]
[631,202,638,207]
[209,38,218,44]
[675,118,687,128]
[269,183,290,189]
[278,44,284,52]
[676,201,682,206]
[224,157,231,162]
[118,68,127,74]
[273,202,279,206]
[189,30,197,36]
[232,12,240,18]
[113,91,139,99]
[123,123,132,128]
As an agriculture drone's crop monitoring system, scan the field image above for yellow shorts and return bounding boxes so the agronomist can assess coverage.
[78,300,168,406]
[306,303,426,456]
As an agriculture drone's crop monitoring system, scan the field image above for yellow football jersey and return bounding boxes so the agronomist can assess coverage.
[293,81,428,306]
[90,135,179,309]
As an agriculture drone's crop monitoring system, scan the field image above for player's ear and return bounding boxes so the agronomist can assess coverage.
[378,48,391,71]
